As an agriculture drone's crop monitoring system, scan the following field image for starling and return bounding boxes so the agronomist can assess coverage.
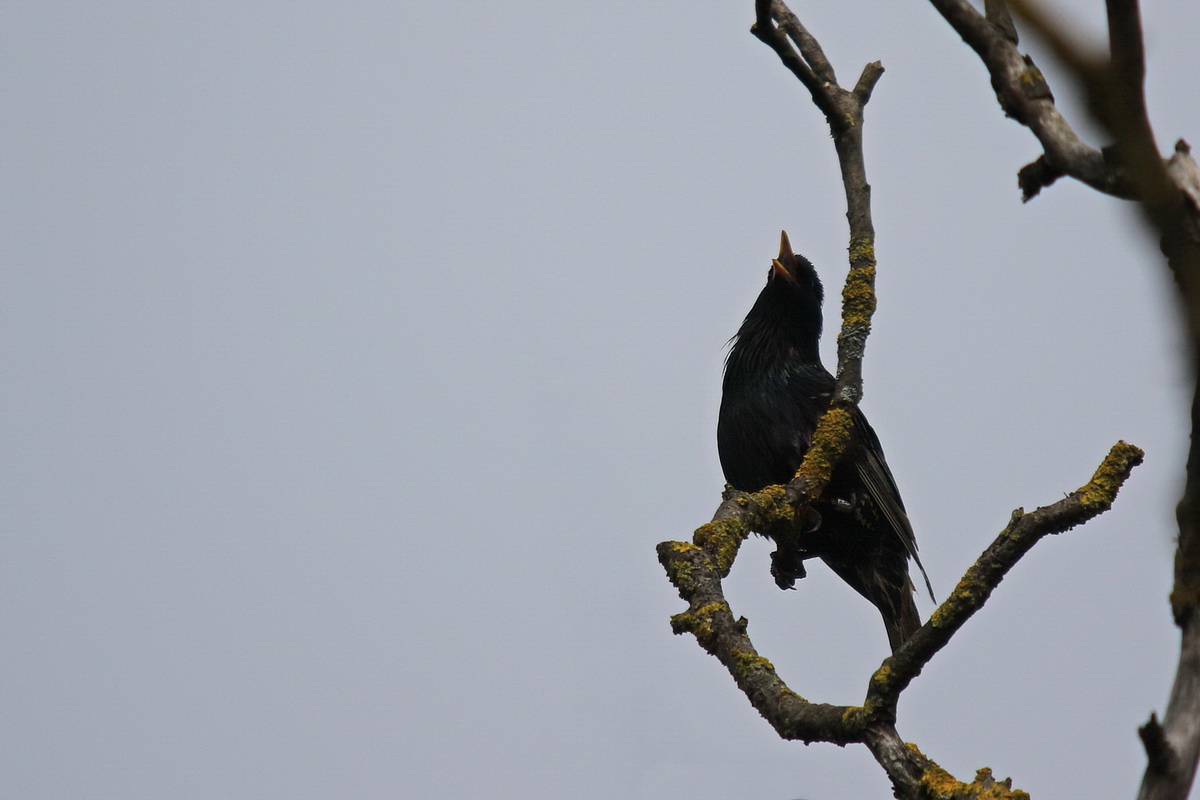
[717,231,932,652]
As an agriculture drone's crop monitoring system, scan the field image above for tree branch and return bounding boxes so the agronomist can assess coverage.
[866,442,1145,719]
[660,439,1142,796]
[657,499,863,745]
[753,0,880,406]
[926,0,1133,199]
[751,0,838,122]
[1140,621,1200,800]
[924,1,1200,797]
[772,3,836,86]
[656,3,1149,796]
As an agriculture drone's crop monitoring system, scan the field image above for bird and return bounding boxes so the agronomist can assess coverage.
[716,231,932,653]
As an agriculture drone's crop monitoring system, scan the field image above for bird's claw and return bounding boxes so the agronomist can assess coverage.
[770,548,808,589]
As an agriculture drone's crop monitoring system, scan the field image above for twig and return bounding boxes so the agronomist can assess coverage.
[751,0,880,405]
[926,0,1132,199]
[751,0,838,121]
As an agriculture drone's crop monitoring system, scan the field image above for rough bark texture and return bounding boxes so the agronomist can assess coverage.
[657,2,1149,796]
[919,2,1200,797]
[659,443,1142,795]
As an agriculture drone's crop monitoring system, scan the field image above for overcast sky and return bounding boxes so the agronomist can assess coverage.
[5,2,1200,798]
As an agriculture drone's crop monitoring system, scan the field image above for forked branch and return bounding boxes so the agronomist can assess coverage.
[658,442,1142,795]
[922,2,1200,797]
[657,2,1145,796]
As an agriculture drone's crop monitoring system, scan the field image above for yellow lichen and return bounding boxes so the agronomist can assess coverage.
[750,483,796,526]
[841,285,877,327]
[841,705,865,727]
[912,745,1031,800]
[928,603,951,628]
[1078,440,1144,507]
[670,601,730,646]
[778,684,808,705]
[847,238,876,265]
[663,557,697,595]
[694,518,749,575]
[868,663,894,698]
[731,650,774,678]
[795,406,854,494]
[1020,63,1047,88]
[690,601,729,620]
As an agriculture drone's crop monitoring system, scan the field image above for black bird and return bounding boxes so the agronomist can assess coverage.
[717,231,931,652]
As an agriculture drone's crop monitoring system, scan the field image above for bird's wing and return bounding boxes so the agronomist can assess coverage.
[850,409,935,601]
[719,362,832,491]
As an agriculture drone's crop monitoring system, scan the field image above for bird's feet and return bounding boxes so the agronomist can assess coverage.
[770,547,808,590]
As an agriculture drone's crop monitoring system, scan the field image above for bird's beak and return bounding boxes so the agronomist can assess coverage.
[772,231,794,279]
[778,230,794,261]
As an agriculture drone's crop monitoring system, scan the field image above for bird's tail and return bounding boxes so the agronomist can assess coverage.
[823,557,921,654]
[881,587,921,654]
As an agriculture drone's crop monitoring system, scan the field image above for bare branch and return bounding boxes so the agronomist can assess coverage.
[926,2,1200,797]
[1005,0,1162,198]
[771,2,836,86]
[660,439,1142,796]
[658,3,1162,796]
[852,61,885,104]
[656,496,862,745]
[754,0,882,405]
[925,0,1133,199]
[866,442,1145,718]
[665,0,890,766]
[746,2,884,492]
[1107,0,1147,100]
[1141,368,1200,800]
[1002,0,1200,299]
[655,5,1154,797]
[751,0,838,121]
[1139,623,1200,800]
[985,0,1019,45]
[862,727,926,796]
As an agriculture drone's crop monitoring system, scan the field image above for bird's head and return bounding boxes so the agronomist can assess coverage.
[724,231,830,369]
[731,231,825,364]
[766,230,823,313]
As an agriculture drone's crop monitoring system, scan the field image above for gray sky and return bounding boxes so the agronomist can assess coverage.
[4,2,1198,798]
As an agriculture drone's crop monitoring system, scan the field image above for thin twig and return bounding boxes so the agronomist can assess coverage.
[751,0,837,120]
[772,3,836,86]
[926,0,1132,199]
[752,0,880,404]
